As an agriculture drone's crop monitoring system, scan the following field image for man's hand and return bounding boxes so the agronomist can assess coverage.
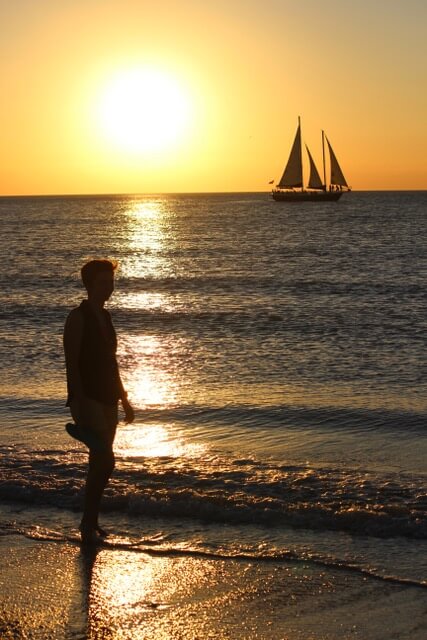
[121,397,135,424]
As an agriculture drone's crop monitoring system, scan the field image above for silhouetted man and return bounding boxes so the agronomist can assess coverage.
[64,259,134,543]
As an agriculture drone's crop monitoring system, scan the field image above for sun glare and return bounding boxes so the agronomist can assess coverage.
[98,68,192,154]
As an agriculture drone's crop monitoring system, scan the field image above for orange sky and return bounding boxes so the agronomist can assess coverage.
[1,0,426,194]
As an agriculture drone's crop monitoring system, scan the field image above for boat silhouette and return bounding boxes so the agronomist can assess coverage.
[272,117,351,202]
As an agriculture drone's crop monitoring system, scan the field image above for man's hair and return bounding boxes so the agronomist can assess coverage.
[81,259,118,290]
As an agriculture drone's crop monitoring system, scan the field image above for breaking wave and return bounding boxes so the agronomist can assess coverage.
[1,444,425,540]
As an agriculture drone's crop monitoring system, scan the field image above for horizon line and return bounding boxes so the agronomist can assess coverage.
[1,189,426,199]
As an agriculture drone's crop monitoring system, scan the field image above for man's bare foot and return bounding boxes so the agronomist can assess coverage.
[79,523,100,545]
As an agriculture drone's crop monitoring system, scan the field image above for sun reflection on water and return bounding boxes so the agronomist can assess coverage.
[85,554,216,639]
[115,423,205,459]
[116,291,166,311]
[112,199,199,459]
[118,198,172,280]
[118,334,181,410]
[131,201,163,221]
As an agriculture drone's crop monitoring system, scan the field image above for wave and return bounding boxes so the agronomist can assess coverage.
[1,397,425,435]
[1,445,426,540]
[145,403,426,434]
[2,522,426,591]
[3,266,426,295]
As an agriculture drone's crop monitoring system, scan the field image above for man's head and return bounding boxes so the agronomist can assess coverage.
[81,259,118,300]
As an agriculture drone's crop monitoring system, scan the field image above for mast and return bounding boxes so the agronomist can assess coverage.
[322,130,326,189]
[299,116,304,190]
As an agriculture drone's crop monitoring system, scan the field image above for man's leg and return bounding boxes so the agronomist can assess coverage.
[69,397,118,542]
[80,447,115,541]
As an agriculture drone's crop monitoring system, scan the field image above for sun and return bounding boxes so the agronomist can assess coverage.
[98,67,192,154]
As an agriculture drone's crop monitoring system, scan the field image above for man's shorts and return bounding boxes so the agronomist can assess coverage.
[68,396,118,451]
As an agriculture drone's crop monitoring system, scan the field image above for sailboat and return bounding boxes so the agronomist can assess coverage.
[272,117,351,202]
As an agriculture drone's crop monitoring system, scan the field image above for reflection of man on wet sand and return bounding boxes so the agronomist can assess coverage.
[64,259,134,543]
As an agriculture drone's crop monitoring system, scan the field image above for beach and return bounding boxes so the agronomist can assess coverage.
[2,506,427,639]
[0,192,426,639]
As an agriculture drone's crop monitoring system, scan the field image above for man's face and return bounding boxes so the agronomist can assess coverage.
[90,271,114,302]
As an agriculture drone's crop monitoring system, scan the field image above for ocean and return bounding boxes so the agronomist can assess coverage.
[1,191,426,637]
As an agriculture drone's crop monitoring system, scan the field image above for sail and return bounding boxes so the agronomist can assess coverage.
[306,145,324,190]
[326,137,348,187]
[278,124,303,188]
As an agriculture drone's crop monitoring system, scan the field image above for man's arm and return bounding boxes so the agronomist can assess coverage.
[63,309,84,400]
[117,372,135,424]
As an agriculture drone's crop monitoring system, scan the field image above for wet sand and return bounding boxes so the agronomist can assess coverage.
[1,535,427,639]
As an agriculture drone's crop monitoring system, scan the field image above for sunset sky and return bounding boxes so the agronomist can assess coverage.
[1,0,426,195]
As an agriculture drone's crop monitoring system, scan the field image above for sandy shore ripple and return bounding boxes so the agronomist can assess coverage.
[1,536,427,640]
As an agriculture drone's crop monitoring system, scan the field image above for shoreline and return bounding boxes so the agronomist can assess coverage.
[1,532,427,639]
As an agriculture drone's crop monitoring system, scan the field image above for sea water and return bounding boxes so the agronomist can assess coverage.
[0,191,426,587]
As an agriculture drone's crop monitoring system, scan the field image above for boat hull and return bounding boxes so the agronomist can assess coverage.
[272,190,343,202]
